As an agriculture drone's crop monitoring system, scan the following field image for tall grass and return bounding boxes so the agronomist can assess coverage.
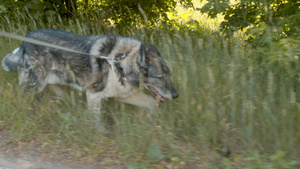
[0,10,299,168]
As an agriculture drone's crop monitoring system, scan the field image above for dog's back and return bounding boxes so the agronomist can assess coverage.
[2,29,98,73]
[23,29,99,53]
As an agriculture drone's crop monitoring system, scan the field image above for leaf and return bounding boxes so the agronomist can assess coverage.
[200,2,213,13]
[127,162,145,169]
[180,12,191,20]
[146,142,164,161]
[32,0,41,5]
[167,12,177,20]
[60,113,71,120]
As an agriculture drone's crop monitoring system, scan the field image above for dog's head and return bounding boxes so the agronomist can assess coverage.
[136,44,178,102]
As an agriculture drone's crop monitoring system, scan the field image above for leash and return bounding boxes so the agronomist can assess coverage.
[0,30,130,89]
[0,30,95,57]
[0,30,129,62]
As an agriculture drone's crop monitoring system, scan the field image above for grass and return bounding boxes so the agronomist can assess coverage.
[0,7,300,169]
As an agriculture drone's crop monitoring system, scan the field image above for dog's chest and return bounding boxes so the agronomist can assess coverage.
[103,69,138,98]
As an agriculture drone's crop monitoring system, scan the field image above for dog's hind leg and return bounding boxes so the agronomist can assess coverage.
[19,66,49,93]
[18,69,30,89]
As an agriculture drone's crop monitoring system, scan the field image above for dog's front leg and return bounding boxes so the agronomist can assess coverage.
[86,90,103,127]
[49,85,64,97]
[120,92,157,113]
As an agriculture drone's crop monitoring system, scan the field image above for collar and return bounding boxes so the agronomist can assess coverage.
[97,52,130,86]
[114,53,130,82]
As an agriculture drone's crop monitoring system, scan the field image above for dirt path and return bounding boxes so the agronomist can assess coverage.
[0,131,123,169]
[0,151,81,169]
[0,149,125,169]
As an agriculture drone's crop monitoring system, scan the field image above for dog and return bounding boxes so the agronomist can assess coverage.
[2,29,178,122]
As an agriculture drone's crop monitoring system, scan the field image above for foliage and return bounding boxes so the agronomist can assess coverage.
[200,0,229,18]
[163,10,204,37]
[1,0,194,30]
[0,4,6,14]
[97,0,193,28]
[146,142,164,162]
[244,151,299,169]
[1,0,300,168]
[223,151,299,169]
[200,0,300,39]
[201,0,300,33]
[1,0,75,18]
[200,0,300,88]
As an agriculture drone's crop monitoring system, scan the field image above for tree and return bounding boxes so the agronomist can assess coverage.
[2,0,77,18]
[1,0,193,30]
[200,0,300,39]
[97,0,193,28]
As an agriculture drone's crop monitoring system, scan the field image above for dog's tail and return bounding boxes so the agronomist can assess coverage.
[2,47,23,72]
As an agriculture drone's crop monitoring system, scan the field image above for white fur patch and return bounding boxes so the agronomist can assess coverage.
[47,72,84,91]
[69,83,84,91]
[2,47,21,72]
[2,57,10,72]
[13,47,20,54]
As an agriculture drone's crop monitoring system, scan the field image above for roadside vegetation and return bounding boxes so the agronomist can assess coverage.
[0,0,299,168]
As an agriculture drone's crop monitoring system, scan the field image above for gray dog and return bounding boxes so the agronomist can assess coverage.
[2,29,178,124]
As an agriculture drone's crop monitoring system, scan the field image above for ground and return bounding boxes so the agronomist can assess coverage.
[0,130,124,169]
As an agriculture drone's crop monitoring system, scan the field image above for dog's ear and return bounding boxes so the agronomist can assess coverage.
[147,44,161,57]
[137,43,147,67]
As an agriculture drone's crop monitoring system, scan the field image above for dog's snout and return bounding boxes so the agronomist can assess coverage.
[172,90,179,98]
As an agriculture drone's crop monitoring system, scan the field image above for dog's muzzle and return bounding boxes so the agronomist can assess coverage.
[148,86,179,102]
[172,90,179,98]
[148,86,167,102]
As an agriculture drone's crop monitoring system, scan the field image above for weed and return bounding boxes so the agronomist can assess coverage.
[0,3,299,168]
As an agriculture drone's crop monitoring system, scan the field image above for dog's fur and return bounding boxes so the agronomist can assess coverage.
[2,29,178,119]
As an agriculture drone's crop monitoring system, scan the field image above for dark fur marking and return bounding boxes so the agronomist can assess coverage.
[115,62,125,86]
[94,58,110,92]
[96,58,107,71]
[114,52,131,86]
[28,68,38,87]
[137,43,147,67]
[99,36,117,56]
[125,71,140,87]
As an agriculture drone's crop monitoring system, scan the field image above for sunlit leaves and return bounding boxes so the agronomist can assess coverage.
[201,0,300,40]
[200,0,229,18]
